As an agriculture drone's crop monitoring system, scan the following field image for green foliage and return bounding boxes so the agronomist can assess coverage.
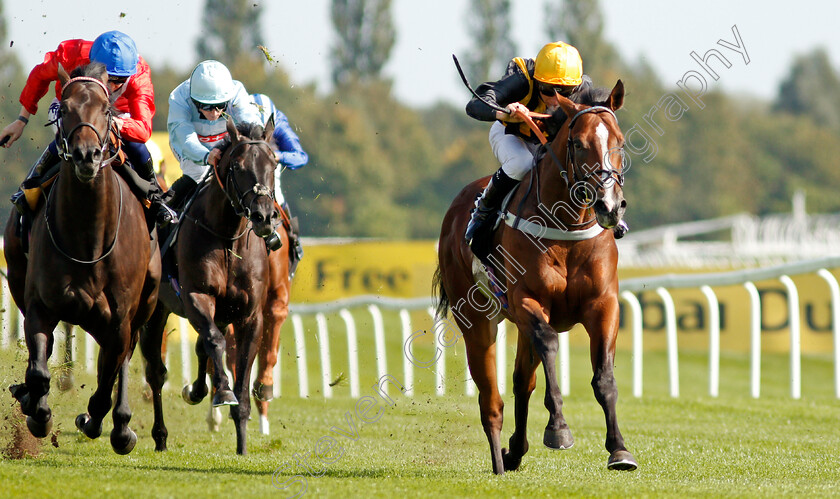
[463,0,518,85]
[330,0,396,87]
[774,47,840,130]
[195,0,264,66]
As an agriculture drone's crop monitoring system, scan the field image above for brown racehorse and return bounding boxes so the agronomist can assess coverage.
[140,118,278,454]
[3,63,160,454]
[434,80,637,474]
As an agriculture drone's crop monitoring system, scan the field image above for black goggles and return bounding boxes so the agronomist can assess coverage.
[108,75,129,85]
[537,82,572,97]
[193,99,228,112]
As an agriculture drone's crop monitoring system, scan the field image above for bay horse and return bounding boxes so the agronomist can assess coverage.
[3,62,161,454]
[434,80,637,474]
[140,117,278,454]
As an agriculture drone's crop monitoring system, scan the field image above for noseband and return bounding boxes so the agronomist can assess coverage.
[54,76,119,166]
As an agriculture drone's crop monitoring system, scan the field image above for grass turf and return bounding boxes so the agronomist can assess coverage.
[0,330,837,498]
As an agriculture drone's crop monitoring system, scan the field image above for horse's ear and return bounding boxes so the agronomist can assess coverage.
[608,80,625,111]
[263,114,275,142]
[555,94,581,120]
[57,63,70,86]
[226,116,239,141]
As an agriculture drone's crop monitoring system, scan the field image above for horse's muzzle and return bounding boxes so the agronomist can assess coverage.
[593,197,627,229]
[72,146,103,182]
[249,208,279,238]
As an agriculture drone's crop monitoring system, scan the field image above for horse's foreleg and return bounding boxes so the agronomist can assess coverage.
[183,293,236,407]
[231,315,262,455]
[254,297,287,435]
[140,303,169,451]
[585,302,637,471]
[11,305,58,438]
[110,358,137,454]
[503,329,541,471]
[529,317,573,451]
[76,329,129,441]
[463,324,505,475]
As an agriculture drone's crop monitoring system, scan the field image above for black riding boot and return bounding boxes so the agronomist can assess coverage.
[134,157,177,226]
[10,147,60,215]
[163,175,198,213]
[282,202,304,278]
[465,168,520,257]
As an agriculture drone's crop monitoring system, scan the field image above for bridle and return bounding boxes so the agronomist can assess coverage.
[45,75,123,264]
[562,106,625,188]
[186,136,277,242]
[54,76,120,167]
[214,139,276,220]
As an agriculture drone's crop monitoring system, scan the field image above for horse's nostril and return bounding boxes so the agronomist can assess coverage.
[620,200,627,209]
[252,213,265,224]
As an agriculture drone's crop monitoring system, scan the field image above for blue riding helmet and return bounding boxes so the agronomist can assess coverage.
[89,30,138,77]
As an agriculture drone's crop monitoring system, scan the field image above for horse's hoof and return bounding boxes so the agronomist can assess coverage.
[212,389,238,407]
[75,413,102,439]
[25,415,52,438]
[182,384,206,405]
[501,447,522,472]
[252,383,274,402]
[607,450,638,471]
[111,428,137,455]
[75,413,89,432]
[543,427,574,450]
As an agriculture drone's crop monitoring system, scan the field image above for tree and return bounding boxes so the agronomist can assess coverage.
[774,47,840,130]
[330,0,396,86]
[543,0,622,85]
[463,0,517,85]
[196,0,264,65]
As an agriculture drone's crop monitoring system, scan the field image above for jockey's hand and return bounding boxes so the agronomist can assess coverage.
[505,102,530,122]
[207,148,222,167]
[0,119,26,148]
[112,116,124,131]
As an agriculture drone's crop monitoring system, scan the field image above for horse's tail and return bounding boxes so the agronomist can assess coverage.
[432,263,450,320]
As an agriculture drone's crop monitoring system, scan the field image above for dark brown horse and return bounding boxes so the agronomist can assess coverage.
[435,81,637,474]
[140,118,278,454]
[3,63,160,454]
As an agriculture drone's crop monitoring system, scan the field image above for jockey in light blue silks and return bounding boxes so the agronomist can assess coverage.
[164,60,262,219]
[250,93,307,278]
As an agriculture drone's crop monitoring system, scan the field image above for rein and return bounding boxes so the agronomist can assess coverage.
[44,167,123,264]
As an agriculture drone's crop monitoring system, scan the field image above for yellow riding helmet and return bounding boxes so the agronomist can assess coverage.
[534,41,583,86]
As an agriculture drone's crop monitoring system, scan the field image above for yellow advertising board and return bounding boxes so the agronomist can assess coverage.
[291,240,439,302]
[288,243,837,354]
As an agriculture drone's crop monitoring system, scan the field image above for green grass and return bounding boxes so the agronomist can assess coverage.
[0,329,838,498]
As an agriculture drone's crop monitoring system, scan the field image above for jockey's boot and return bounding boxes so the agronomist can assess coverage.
[162,175,198,213]
[10,147,60,215]
[135,157,177,226]
[613,220,629,239]
[465,168,520,251]
[282,202,304,278]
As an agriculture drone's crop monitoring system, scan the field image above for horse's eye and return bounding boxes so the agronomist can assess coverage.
[573,140,583,150]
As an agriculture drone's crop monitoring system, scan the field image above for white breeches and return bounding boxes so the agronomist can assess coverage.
[489,121,540,181]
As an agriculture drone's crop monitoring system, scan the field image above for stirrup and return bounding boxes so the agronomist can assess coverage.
[156,203,179,225]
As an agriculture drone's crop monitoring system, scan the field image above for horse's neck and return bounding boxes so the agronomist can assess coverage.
[53,164,119,245]
[526,150,591,228]
[201,185,248,238]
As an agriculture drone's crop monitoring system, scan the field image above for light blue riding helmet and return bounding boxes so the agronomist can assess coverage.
[189,60,236,104]
[89,30,139,77]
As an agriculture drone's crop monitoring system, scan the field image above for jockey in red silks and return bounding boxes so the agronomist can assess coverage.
[0,30,173,225]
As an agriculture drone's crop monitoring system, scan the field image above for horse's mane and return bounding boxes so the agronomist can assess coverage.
[70,62,108,82]
[218,121,266,153]
[544,86,614,139]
